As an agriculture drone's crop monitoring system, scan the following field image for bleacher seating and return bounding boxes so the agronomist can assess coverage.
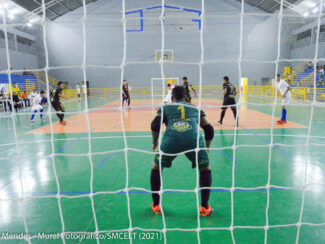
[292,68,313,87]
[0,74,36,82]
[291,66,325,88]
[0,73,43,92]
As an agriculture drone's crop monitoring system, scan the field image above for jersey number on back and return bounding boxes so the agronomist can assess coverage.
[178,105,186,120]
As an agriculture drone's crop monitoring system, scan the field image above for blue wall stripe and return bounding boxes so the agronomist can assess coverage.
[125,9,141,15]
[164,5,180,10]
[192,19,201,30]
[183,8,202,16]
[125,9,143,32]
[146,6,162,11]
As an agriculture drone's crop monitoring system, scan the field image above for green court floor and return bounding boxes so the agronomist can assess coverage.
[0,96,324,244]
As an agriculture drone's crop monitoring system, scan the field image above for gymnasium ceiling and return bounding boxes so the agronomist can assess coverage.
[235,0,321,14]
[7,0,321,23]
[11,0,98,21]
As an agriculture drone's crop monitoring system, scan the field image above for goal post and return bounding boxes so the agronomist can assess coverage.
[150,77,179,106]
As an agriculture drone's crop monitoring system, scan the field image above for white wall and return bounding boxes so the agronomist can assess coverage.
[0,48,38,70]
[45,0,280,87]
[0,27,39,71]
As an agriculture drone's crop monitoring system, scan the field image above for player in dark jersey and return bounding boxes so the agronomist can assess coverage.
[218,76,238,126]
[122,80,130,106]
[150,86,214,216]
[182,77,197,103]
[51,82,67,125]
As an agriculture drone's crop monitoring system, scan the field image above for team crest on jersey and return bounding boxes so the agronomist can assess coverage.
[171,121,192,132]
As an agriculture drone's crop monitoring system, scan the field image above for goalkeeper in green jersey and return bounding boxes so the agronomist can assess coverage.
[150,86,214,216]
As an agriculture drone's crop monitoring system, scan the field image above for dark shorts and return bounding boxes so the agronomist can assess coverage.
[222,97,236,109]
[154,142,209,169]
[13,95,19,103]
[51,101,65,112]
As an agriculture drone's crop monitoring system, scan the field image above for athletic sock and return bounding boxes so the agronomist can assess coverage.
[57,113,64,122]
[40,109,43,118]
[281,108,286,121]
[220,110,226,123]
[232,108,237,123]
[200,170,212,209]
[30,110,37,120]
[150,168,161,207]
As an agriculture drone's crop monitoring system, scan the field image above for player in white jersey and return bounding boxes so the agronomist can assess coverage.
[30,91,47,121]
[163,84,172,103]
[76,84,81,100]
[28,90,37,107]
[276,74,291,124]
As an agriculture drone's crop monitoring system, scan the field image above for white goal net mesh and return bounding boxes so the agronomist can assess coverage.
[0,0,325,243]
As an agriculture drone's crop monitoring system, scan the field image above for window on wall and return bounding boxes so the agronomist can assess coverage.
[7,33,15,50]
[0,30,37,55]
[0,30,15,50]
[16,35,33,46]
[296,29,312,41]
[320,25,325,33]
[16,35,36,55]
[319,25,325,43]
[0,30,4,48]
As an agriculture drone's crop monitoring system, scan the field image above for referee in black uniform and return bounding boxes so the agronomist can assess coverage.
[218,76,238,126]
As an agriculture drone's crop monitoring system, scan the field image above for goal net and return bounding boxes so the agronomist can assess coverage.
[1,0,325,243]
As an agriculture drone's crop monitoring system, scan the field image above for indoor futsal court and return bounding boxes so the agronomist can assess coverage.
[1,0,325,244]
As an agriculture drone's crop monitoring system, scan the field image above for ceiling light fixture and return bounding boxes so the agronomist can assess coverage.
[29,16,40,23]
[9,7,23,15]
[304,1,317,8]
[312,7,319,13]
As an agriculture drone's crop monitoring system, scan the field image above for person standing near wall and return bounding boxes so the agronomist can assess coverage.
[82,81,87,98]
[21,91,29,107]
[76,83,81,101]
[0,91,8,112]
[122,80,131,107]
[7,83,20,112]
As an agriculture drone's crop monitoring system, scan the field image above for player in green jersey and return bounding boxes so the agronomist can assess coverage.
[150,86,214,216]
